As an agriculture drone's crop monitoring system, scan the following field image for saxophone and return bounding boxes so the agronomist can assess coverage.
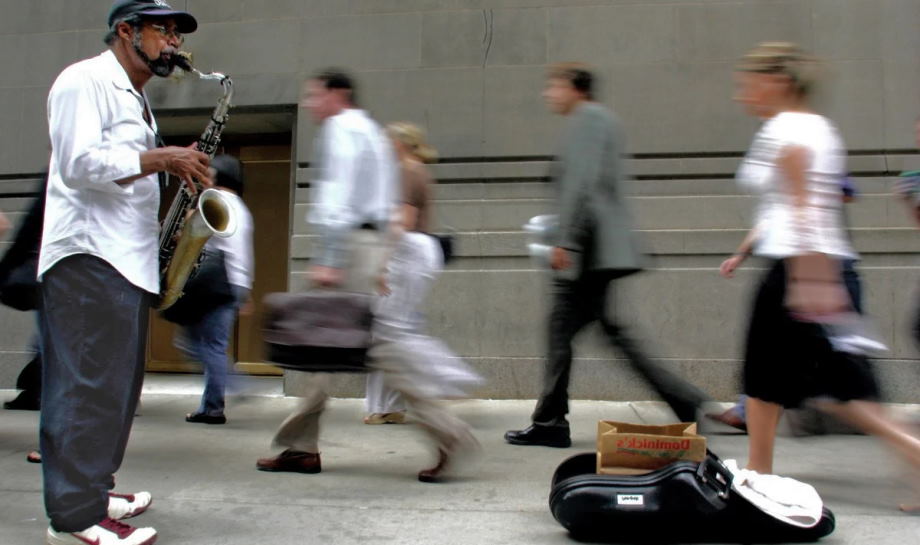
[157,56,237,310]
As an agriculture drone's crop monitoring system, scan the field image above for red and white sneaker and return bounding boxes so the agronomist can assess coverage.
[107,491,152,520]
[46,517,157,545]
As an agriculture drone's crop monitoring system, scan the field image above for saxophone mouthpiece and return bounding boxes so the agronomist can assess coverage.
[173,51,193,72]
[172,52,228,83]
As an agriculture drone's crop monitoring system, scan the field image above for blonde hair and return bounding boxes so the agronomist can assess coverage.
[386,122,438,164]
[737,42,822,99]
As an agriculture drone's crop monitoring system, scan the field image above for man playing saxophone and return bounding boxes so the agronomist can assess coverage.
[38,2,209,544]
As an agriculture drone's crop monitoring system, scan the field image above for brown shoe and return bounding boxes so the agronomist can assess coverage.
[256,449,321,474]
[418,449,449,483]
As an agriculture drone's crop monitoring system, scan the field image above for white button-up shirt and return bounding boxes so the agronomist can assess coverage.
[204,191,254,289]
[308,108,397,267]
[39,50,161,293]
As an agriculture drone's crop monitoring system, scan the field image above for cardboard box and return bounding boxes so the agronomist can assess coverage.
[596,420,706,475]
[594,454,655,476]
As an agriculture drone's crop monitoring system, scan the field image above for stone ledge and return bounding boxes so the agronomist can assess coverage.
[282,356,920,403]
[295,154,919,186]
[289,227,920,259]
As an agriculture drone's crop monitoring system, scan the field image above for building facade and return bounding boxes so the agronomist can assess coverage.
[1,0,919,401]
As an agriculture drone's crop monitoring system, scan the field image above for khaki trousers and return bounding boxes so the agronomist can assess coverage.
[272,230,383,452]
[273,341,476,454]
[272,231,475,455]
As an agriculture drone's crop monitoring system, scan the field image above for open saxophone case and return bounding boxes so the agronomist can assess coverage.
[261,290,374,373]
[548,421,835,543]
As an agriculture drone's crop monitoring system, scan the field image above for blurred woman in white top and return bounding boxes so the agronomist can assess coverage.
[365,122,481,427]
[731,43,920,508]
[361,122,481,482]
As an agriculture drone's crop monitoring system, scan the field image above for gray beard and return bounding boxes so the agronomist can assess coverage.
[132,34,174,77]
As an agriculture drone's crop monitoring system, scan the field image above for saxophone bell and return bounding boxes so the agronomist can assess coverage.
[157,188,237,311]
[197,188,237,239]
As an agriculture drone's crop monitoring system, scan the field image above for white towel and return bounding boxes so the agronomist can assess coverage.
[724,460,824,529]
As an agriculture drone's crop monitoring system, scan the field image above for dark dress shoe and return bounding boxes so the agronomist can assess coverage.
[4,392,40,411]
[504,425,571,448]
[256,449,322,474]
[185,412,226,425]
[418,449,449,483]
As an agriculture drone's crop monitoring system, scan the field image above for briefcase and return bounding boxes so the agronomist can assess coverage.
[262,290,373,373]
[549,451,835,542]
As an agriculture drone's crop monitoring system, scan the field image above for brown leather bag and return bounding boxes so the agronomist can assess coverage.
[262,290,374,373]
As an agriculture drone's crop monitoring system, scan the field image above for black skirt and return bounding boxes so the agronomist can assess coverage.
[742,260,880,408]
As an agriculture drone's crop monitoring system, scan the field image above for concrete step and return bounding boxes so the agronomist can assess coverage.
[289,226,920,261]
[426,176,899,199]
[297,153,920,181]
[0,197,36,213]
[292,193,915,234]
[279,264,920,385]
[0,178,43,197]
[296,176,907,202]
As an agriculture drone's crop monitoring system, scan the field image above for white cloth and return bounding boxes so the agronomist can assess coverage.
[736,112,856,260]
[308,108,398,267]
[40,50,160,293]
[372,233,482,400]
[204,191,254,289]
[365,370,406,414]
[724,459,824,529]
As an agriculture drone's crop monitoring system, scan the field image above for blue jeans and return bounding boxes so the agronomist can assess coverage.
[40,255,151,532]
[179,286,248,416]
[734,395,748,420]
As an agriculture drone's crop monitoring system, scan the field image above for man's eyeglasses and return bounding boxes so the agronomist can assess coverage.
[149,23,183,45]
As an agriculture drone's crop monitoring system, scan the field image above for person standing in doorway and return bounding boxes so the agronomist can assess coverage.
[178,155,254,425]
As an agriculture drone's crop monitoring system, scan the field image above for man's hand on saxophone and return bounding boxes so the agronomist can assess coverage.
[138,144,212,193]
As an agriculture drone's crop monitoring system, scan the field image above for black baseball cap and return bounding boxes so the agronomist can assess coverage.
[108,0,198,33]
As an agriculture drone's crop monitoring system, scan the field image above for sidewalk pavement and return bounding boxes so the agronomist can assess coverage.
[1,374,918,544]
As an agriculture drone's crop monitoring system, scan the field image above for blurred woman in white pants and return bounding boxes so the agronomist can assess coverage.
[360,122,481,481]
[364,123,481,431]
